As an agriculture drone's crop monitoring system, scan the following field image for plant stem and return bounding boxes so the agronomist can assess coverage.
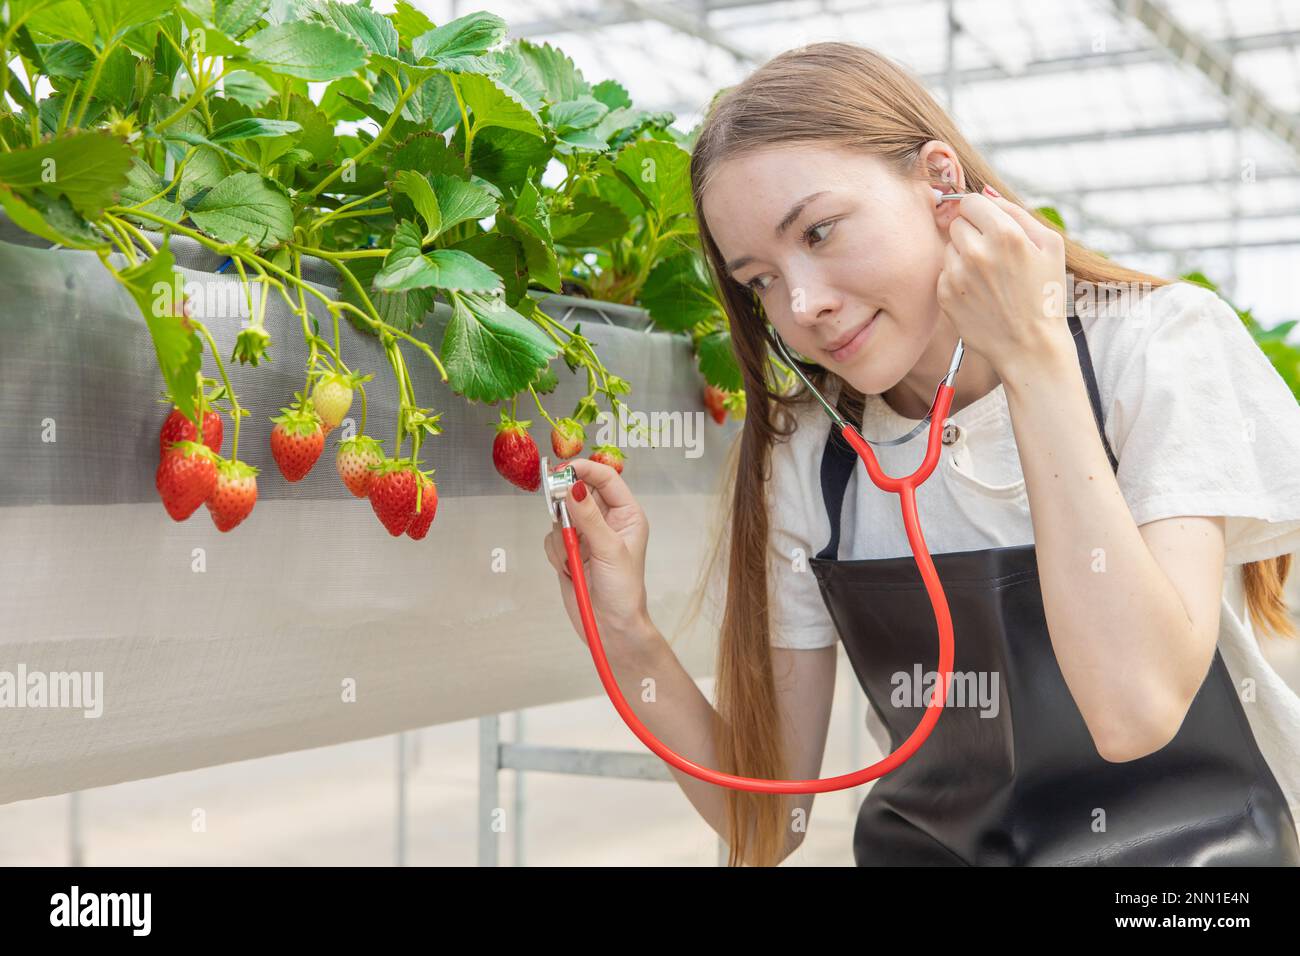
[527,385,558,428]
[193,320,243,459]
[305,81,419,201]
[71,42,114,129]
[106,214,158,256]
[118,148,194,212]
[293,245,389,260]
[314,249,448,381]
[153,65,232,134]
[307,188,386,231]
[452,78,474,167]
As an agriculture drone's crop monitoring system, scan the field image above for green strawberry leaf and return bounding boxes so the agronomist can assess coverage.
[224,70,277,108]
[0,185,108,249]
[441,293,560,403]
[188,171,294,247]
[306,0,400,59]
[209,117,302,143]
[613,138,693,221]
[0,130,134,219]
[388,0,436,45]
[551,192,628,246]
[697,330,744,392]
[242,20,368,81]
[375,221,503,293]
[532,363,559,394]
[338,254,435,334]
[117,241,203,421]
[180,0,269,39]
[391,170,441,241]
[454,70,543,139]
[639,252,720,332]
[430,173,498,235]
[518,40,590,103]
[498,178,560,292]
[116,156,185,225]
[412,11,507,65]
[545,97,607,133]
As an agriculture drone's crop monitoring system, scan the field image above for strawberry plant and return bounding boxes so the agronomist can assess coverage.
[0,0,749,536]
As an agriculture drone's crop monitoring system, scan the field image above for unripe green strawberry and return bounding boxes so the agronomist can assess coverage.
[368,459,419,536]
[590,444,624,475]
[336,435,384,498]
[405,472,438,540]
[206,459,259,532]
[270,404,324,482]
[312,373,354,429]
[155,441,218,521]
[550,417,584,459]
[492,410,540,492]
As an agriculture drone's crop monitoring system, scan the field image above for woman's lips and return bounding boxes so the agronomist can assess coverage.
[828,310,880,363]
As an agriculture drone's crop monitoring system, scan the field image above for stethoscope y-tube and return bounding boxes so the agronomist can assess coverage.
[541,189,969,794]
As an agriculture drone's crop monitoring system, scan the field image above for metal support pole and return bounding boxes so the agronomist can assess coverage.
[395,732,407,867]
[945,0,958,112]
[68,791,83,867]
[478,714,500,866]
[512,710,526,867]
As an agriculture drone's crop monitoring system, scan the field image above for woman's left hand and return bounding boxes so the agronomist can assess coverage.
[937,185,1073,376]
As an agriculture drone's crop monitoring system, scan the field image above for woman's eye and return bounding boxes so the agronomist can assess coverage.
[741,221,835,294]
[805,220,834,245]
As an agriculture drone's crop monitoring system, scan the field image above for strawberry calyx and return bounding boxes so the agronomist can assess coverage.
[369,455,416,481]
[166,439,218,462]
[214,457,259,480]
[494,408,532,435]
[337,434,384,459]
[270,402,321,436]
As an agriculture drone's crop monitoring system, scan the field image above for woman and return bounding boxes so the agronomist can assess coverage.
[541,42,1300,867]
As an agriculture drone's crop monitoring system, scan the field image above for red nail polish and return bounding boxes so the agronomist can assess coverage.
[571,479,587,502]
[983,184,1001,198]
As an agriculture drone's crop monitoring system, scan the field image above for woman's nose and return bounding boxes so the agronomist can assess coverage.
[786,280,841,329]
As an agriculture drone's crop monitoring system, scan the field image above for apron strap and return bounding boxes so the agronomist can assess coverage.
[1068,311,1121,474]
[815,312,1119,561]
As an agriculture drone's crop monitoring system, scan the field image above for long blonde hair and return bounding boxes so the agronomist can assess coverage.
[682,41,1294,868]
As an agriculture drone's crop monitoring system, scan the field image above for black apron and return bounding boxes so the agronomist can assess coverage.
[808,313,1300,866]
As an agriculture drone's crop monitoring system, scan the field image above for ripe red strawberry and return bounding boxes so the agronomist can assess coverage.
[368,460,419,536]
[155,441,218,521]
[550,417,584,459]
[492,411,540,492]
[160,406,223,457]
[703,384,728,425]
[270,404,324,482]
[336,435,384,498]
[405,472,439,540]
[206,459,259,532]
[590,444,625,474]
[312,373,354,429]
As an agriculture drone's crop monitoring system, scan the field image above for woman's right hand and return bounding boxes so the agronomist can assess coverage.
[541,456,654,651]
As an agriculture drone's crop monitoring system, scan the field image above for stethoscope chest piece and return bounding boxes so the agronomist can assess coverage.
[540,456,577,526]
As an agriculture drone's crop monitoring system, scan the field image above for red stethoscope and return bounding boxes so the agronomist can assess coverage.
[541,191,969,794]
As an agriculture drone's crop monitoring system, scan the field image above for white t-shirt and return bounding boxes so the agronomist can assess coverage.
[707,279,1300,832]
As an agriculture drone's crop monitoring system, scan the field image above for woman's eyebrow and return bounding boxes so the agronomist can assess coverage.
[724,190,829,276]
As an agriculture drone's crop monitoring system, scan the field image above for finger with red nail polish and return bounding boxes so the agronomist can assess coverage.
[571,479,587,502]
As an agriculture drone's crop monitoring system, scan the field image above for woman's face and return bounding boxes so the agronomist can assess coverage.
[702,142,962,399]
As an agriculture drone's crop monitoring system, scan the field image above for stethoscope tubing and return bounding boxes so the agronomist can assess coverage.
[554,381,959,794]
